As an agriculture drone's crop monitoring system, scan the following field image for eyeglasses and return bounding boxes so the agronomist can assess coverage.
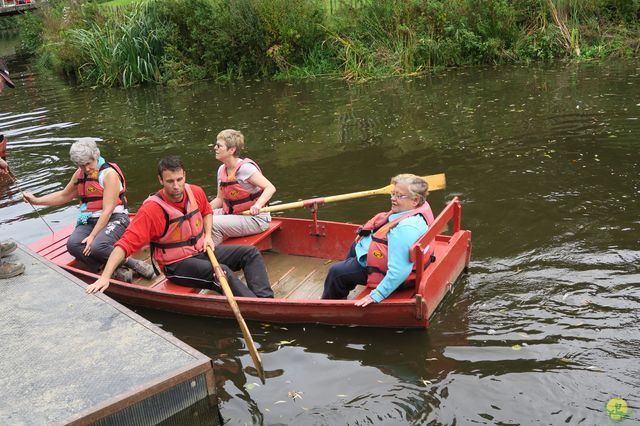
[390,192,412,200]
[214,143,226,149]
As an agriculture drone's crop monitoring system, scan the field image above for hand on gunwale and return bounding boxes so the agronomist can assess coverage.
[354,295,375,307]
[86,277,110,294]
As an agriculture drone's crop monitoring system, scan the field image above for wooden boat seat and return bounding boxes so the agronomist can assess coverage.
[222,220,282,251]
[154,280,201,294]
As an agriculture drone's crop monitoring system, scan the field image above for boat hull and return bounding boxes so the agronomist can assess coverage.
[30,199,471,328]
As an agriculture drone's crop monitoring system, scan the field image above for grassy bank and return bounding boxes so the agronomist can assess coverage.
[17,0,640,87]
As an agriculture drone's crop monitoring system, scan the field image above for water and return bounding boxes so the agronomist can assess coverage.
[1,53,638,424]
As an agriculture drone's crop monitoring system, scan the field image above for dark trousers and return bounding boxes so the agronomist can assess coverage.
[67,213,130,273]
[321,243,368,299]
[164,245,274,298]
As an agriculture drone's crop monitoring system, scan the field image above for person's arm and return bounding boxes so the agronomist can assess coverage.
[246,172,276,215]
[0,158,7,174]
[203,213,214,251]
[210,184,224,210]
[23,170,78,206]
[81,169,120,256]
[194,185,214,250]
[86,246,126,293]
[357,219,427,307]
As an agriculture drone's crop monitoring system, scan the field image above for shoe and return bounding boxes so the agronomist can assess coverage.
[112,267,133,283]
[0,241,17,258]
[0,260,25,279]
[128,259,155,280]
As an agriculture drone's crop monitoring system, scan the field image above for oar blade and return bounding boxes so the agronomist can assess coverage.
[423,173,446,192]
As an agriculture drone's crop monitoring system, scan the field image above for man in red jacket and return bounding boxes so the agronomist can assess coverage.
[86,155,273,298]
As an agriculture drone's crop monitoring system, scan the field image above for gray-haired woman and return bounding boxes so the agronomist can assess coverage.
[23,139,153,282]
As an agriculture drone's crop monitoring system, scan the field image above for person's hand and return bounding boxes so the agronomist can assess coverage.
[0,158,8,174]
[81,234,95,256]
[249,205,262,215]
[354,295,375,307]
[86,277,110,294]
[22,191,38,204]
[203,235,215,252]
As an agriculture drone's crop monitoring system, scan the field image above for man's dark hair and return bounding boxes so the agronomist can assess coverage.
[157,155,184,176]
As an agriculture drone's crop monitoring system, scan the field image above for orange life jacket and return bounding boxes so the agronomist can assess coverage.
[361,202,435,288]
[219,158,264,214]
[0,135,6,159]
[75,161,127,213]
[145,184,205,270]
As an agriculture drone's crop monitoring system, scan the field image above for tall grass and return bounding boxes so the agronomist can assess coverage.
[68,3,164,87]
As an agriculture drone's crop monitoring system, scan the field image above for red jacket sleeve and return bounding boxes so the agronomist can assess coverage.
[115,202,167,257]
[192,185,213,217]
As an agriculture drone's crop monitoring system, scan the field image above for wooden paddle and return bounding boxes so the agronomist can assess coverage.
[250,173,446,214]
[206,247,266,384]
[8,170,55,235]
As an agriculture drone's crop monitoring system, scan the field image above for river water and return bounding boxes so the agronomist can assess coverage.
[1,52,639,424]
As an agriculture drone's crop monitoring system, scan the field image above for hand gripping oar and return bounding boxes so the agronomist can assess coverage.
[8,170,55,235]
[250,172,446,214]
[206,246,266,384]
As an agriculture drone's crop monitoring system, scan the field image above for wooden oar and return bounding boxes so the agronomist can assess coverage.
[8,170,55,235]
[205,246,266,384]
[251,173,446,214]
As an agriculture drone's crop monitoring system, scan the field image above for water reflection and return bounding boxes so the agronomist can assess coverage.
[1,54,639,424]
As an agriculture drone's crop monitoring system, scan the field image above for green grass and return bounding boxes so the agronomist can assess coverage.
[101,0,147,7]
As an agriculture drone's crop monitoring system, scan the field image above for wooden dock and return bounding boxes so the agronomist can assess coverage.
[0,241,220,425]
[0,0,38,16]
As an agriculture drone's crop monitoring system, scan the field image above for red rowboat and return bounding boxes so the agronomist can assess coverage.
[29,197,471,328]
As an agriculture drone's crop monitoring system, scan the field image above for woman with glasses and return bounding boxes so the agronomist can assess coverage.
[22,139,154,282]
[209,129,276,245]
[322,174,435,306]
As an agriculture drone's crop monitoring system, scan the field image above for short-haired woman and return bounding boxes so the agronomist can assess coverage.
[322,174,435,306]
[209,129,276,245]
[23,139,153,281]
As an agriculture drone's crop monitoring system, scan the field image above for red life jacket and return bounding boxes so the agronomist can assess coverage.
[361,202,435,288]
[219,158,264,214]
[75,161,127,213]
[0,136,6,159]
[145,184,205,270]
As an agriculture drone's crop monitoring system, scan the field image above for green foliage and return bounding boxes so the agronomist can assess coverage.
[23,0,640,87]
[16,13,44,56]
[53,2,165,86]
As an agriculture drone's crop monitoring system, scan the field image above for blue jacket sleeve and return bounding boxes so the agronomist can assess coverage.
[369,216,427,303]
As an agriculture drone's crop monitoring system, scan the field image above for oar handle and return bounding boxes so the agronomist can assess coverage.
[250,173,446,214]
[206,247,266,383]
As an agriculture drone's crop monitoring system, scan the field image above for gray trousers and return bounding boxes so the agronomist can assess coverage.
[212,208,270,245]
[67,213,129,272]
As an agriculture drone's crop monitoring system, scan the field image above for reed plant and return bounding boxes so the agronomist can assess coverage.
[68,3,164,87]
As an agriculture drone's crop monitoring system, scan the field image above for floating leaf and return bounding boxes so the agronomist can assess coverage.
[288,390,303,400]
[487,329,497,335]
[421,379,432,386]
[560,358,571,363]
[274,400,287,405]
[518,333,529,338]
[512,344,522,351]
[244,383,260,390]
[337,394,348,397]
